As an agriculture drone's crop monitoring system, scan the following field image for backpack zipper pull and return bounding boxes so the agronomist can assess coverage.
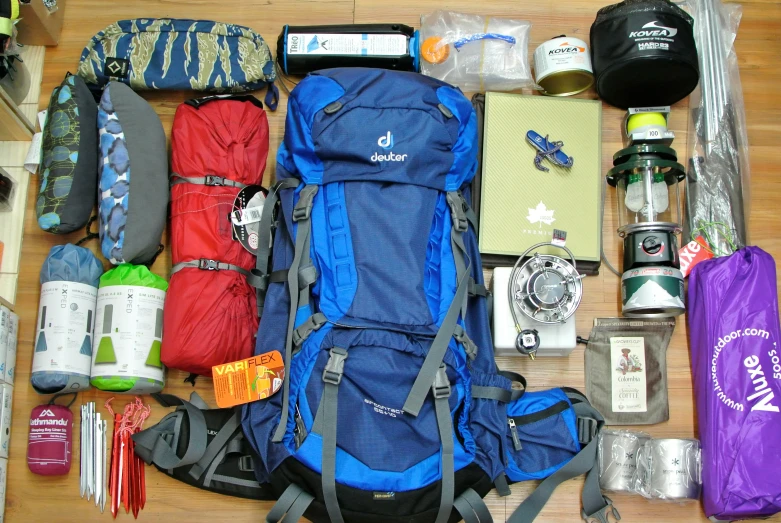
[508,419,522,451]
[294,405,307,449]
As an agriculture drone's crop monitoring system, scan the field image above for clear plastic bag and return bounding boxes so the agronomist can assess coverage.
[419,10,535,91]
[598,430,651,492]
[682,0,750,255]
[633,438,702,501]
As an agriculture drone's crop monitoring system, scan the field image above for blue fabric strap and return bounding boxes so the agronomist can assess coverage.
[265,82,279,111]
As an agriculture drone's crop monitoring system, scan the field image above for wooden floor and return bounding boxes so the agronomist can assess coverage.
[6,0,781,521]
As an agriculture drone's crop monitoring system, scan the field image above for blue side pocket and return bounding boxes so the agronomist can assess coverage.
[505,389,580,482]
[470,371,512,481]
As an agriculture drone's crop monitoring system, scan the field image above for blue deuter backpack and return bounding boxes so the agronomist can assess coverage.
[242,68,617,523]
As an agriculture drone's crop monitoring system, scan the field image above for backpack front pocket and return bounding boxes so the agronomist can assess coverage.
[469,370,513,481]
[294,328,471,492]
[505,389,581,481]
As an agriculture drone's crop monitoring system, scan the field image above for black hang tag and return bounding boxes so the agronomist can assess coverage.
[104,57,129,79]
[184,94,264,109]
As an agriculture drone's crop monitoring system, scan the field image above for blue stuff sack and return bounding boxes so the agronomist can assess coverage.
[77,19,278,109]
[98,82,167,265]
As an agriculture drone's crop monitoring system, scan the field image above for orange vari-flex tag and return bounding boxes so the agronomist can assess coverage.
[212,351,285,408]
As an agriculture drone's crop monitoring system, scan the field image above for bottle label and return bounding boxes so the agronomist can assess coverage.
[32,282,97,376]
[611,336,648,413]
[287,33,407,56]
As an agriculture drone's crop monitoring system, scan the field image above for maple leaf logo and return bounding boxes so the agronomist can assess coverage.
[527,201,555,228]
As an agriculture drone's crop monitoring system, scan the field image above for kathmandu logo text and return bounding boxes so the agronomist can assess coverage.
[629,21,678,38]
[371,132,407,162]
[30,418,68,426]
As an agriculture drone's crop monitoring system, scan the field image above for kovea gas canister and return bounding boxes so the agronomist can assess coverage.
[533,36,594,96]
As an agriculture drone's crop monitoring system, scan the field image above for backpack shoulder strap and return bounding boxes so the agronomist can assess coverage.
[506,390,620,523]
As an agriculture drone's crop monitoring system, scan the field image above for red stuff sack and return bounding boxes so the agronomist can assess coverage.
[162,95,269,376]
[28,403,72,475]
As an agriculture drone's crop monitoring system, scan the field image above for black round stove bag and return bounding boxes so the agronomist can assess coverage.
[590,0,699,109]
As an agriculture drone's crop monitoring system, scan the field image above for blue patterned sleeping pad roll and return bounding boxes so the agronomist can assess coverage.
[32,244,104,394]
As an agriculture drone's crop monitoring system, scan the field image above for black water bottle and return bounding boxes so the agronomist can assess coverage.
[277,24,419,75]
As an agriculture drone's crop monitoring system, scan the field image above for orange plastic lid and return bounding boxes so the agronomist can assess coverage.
[421,36,449,64]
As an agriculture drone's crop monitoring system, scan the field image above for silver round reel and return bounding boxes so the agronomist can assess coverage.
[508,242,584,325]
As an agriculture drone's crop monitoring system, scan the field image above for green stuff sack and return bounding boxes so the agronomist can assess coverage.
[91,264,168,393]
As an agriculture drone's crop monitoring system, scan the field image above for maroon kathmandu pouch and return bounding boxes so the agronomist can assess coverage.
[28,396,74,475]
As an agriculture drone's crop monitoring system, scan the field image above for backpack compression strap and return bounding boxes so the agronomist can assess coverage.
[248,177,302,317]
[171,258,250,276]
[403,191,472,417]
[170,173,248,189]
[272,184,319,444]
[307,355,456,523]
[506,390,620,523]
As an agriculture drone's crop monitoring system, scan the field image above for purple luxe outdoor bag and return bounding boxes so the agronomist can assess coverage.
[689,246,781,520]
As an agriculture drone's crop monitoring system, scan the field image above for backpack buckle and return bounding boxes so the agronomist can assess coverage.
[577,417,598,446]
[432,365,451,399]
[292,313,328,348]
[446,192,468,232]
[453,325,478,361]
[582,496,621,523]
[204,175,226,186]
[198,259,220,271]
[322,347,348,385]
[238,455,255,472]
[293,185,319,222]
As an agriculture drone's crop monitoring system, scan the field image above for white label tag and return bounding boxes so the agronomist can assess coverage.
[24,133,43,174]
[91,285,165,382]
[32,282,97,377]
[37,109,47,130]
[286,33,407,56]
[231,205,264,226]
[610,336,647,413]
